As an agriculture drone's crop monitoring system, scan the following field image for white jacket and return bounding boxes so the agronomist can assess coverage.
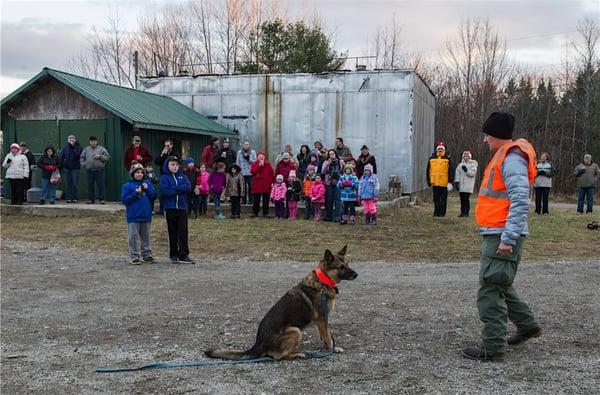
[3,153,30,179]
[454,159,478,194]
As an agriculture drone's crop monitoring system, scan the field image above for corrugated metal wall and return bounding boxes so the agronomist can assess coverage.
[138,71,435,193]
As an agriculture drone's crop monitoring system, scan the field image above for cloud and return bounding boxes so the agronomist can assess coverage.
[1,18,89,80]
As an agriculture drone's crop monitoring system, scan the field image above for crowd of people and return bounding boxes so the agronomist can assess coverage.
[426,141,599,218]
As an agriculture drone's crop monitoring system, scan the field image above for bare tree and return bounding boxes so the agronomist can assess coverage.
[369,14,405,69]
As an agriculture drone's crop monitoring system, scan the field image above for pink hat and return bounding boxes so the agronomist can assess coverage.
[288,170,297,178]
[364,163,374,173]
[10,143,20,150]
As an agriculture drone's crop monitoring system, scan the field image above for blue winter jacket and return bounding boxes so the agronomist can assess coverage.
[159,159,191,211]
[60,142,83,169]
[359,174,380,200]
[121,177,158,223]
[337,174,359,201]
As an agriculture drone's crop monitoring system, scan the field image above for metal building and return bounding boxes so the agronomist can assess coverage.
[1,68,237,201]
[139,70,435,193]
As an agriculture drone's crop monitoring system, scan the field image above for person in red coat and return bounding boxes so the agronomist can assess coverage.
[250,151,274,217]
[123,136,153,169]
[200,136,219,171]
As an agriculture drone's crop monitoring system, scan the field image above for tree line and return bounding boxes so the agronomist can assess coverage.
[69,1,599,194]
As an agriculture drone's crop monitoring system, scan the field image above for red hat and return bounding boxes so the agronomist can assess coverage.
[435,141,446,151]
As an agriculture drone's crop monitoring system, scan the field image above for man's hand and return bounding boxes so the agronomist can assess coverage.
[496,242,513,256]
[142,183,148,190]
[136,155,143,161]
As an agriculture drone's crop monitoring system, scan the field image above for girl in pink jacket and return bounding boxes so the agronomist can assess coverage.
[195,164,210,216]
[270,174,287,219]
[310,174,326,221]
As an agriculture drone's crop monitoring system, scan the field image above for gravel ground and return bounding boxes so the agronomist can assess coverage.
[1,241,599,394]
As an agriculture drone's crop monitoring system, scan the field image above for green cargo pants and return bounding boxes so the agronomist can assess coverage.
[478,234,538,352]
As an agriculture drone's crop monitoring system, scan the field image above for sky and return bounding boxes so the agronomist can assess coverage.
[1,0,599,97]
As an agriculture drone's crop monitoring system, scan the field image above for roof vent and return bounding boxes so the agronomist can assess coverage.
[356,65,367,71]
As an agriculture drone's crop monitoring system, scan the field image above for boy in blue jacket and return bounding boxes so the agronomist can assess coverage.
[121,163,157,264]
[159,156,194,264]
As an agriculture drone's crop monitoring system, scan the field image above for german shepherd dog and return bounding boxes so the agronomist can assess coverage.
[205,245,357,360]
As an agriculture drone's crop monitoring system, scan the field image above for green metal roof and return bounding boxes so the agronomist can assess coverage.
[1,67,237,137]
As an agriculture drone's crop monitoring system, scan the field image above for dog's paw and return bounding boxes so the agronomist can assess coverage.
[334,346,345,353]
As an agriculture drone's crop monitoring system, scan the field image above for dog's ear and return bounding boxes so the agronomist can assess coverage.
[324,249,335,265]
[337,245,347,257]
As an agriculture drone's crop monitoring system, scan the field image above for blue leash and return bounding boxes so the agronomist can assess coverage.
[96,292,335,373]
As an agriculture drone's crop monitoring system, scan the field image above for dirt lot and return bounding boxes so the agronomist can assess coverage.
[1,238,599,394]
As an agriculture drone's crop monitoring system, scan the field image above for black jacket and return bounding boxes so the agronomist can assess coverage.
[214,148,236,170]
[37,145,61,179]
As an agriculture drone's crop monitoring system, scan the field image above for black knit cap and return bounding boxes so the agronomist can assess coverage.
[482,111,515,139]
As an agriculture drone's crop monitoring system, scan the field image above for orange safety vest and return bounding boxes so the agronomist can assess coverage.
[475,139,537,228]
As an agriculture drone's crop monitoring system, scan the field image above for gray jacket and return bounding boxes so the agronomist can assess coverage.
[80,145,110,171]
[573,162,599,188]
[534,161,553,188]
[236,149,256,176]
[480,149,530,245]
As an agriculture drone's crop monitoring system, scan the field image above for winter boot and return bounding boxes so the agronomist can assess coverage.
[340,214,348,225]
[350,215,356,225]
[370,213,377,225]
[365,213,371,225]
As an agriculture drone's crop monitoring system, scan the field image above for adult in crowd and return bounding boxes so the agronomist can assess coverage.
[275,145,300,167]
[80,136,110,204]
[454,150,478,217]
[334,137,354,165]
[236,140,256,204]
[250,152,274,217]
[2,143,29,205]
[321,149,343,222]
[154,139,180,214]
[37,144,61,205]
[19,142,36,199]
[296,144,311,180]
[200,136,219,171]
[426,141,453,217]
[154,139,180,174]
[214,137,236,171]
[573,153,599,214]
[318,148,328,172]
[313,141,324,154]
[533,152,554,215]
[355,145,377,178]
[462,111,542,361]
[60,134,83,203]
[123,135,153,169]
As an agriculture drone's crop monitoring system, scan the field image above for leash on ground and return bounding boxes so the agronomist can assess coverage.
[96,292,335,373]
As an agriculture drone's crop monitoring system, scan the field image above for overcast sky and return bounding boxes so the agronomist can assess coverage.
[1,0,599,97]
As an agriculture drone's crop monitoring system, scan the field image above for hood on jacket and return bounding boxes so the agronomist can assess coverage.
[44,144,56,155]
[162,156,181,174]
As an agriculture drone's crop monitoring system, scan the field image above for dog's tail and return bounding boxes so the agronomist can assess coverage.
[205,348,257,360]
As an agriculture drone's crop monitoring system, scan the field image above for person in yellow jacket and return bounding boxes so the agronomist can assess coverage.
[426,141,454,217]
[462,111,542,361]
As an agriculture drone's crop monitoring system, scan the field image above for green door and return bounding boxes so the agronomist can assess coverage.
[58,119,107,199]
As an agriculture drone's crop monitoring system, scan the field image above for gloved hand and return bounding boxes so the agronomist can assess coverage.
[342,180,352,187]
[461,165,468,172]
[538,170,546,177]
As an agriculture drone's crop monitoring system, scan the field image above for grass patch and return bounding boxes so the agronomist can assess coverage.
[1,200,598,263]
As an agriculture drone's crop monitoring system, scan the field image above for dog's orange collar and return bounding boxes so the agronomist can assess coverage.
[315,268,339,293]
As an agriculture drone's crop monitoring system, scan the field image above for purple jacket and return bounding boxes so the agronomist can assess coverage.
[209,172,227,194]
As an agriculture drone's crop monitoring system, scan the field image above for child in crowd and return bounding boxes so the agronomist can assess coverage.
[159,157,194,263]
[195,163,210,216]
[310,174,326,221]
[337,163,359,225]
[358,163,380,225]
[145,163,159,185]
[121,163,157,265]
[286,170,303,220]
[209,162,227,220]
[183,157,200,219]
[271,174,287,219]
[226,164,245,218]
[303,164,317,219]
